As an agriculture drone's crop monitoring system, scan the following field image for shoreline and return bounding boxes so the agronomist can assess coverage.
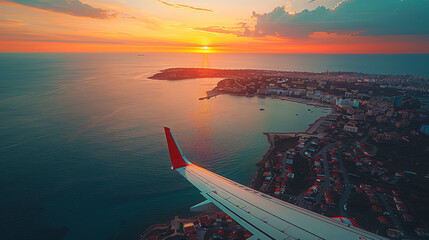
[202,92,332,108]
[250,107,338,190]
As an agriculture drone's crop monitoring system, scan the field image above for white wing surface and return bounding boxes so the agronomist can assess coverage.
[164,127,388,240]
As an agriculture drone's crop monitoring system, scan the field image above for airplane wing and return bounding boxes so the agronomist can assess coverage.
[164,127,388,240]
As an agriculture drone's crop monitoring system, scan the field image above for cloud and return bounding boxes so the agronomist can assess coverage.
[194,22,251,36]
[157,0,213,12]
[252,0,429,38]
[4,0,116,19]
[0,19,26,26]
[195,26,241,35]
[308,31,365,39]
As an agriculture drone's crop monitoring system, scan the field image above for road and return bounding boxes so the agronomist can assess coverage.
[361,136,378,156]
[337,145,351,217]
[299,139,313,158]
[377,192,408,238]
[314,142,336,203]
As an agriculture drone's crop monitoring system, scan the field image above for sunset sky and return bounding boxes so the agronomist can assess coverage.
[1,0,429,53]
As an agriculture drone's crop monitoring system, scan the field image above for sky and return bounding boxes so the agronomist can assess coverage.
[0,0,429,53]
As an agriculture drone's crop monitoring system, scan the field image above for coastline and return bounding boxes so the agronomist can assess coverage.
[202,92,332,108]
[250,107,337,190]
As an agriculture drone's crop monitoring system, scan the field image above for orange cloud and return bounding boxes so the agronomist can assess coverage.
[2,0,116,19]
[0,19,26,26]
[157,0,213,12]
[194,26,241,36]
[194,22,252,36]
[309,31,365,39]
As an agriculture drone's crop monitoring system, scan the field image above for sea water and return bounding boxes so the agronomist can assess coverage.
[1,53,428,240]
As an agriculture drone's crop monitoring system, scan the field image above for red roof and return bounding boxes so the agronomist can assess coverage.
[188,234,197,240]
[184,226,196,234]
[198,215,210,226]
[372,205,382,212]
[403,214,413,222]
[230,232,238,238]
[378,216,388,224]
[149,235,159,240]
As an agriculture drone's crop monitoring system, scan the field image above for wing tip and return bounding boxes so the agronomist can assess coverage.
[164,127,190,170]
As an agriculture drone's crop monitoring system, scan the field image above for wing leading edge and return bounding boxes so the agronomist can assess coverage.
[164,128,388,240]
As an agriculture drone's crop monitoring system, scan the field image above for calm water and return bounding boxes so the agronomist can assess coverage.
[0,53,428,240]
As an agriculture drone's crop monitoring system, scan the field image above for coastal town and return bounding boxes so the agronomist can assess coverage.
[144,68,429,240]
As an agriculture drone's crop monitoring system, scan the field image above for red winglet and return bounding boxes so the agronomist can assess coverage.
[164,127,190,169]
[331,217,359,227]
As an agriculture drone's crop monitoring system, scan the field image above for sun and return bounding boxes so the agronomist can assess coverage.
[196,46,212,53]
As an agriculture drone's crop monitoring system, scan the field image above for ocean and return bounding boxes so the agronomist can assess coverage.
[0,53,428,240]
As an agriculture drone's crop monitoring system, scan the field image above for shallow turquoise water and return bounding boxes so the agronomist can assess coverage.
[0,53,427,240]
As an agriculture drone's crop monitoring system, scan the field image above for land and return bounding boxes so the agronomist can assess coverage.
[141,212,252,240]
[144,68,429,240]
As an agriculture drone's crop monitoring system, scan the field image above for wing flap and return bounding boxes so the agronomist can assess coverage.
[202,191,280,240]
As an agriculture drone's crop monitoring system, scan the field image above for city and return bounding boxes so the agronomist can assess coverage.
[143,68,429,240]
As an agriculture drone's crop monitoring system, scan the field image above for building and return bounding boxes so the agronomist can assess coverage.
[371,205,382,212]
[267,89,293,95]
[198,215,211,227]
[387,229,403,238]
[336,98,359,108]
[343,123,358,133]
[403,214,413,222]
[375,131,400,142]
[256,89,268,95]
[378,216,388,224]
[183,223,197,240]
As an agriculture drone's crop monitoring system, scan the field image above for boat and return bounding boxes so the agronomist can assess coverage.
[260,108,265,111]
